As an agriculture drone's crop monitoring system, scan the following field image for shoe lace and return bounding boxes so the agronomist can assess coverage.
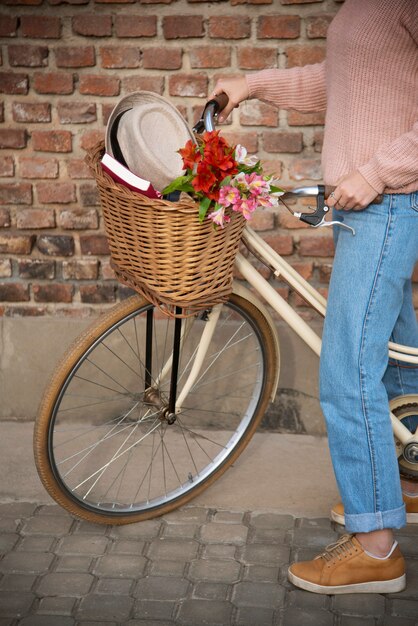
[319,534,356,562]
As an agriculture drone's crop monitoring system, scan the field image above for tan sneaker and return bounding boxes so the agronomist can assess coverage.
[288,534,406,594]
[331,495,418,525]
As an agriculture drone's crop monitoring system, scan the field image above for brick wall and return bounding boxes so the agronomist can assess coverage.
[0,0,416,320]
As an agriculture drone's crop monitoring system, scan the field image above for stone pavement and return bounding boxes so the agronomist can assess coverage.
[0,502,417,626]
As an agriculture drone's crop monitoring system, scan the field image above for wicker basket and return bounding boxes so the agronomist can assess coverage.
[86,141,247,316]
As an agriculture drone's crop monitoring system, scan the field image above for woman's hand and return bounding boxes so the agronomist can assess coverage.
[211,77,249,122]
[326,171,379,211]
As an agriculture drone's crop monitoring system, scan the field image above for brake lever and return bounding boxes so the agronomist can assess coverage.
[311,215,356,236]
[292,185,356,236]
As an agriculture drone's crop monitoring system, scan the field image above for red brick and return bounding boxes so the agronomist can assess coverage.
[412,264,418,283]
[288,110,325,126]
[58,102,97,124]
[80,130,104,152]
[55,46,95,68]
[33,72,73,95]
[32,130,72,153]
[79,74,120,96]
[209,16,251,39]
[48,0,89,4]
[62,259,98,280]
[0,283,30,302]
[19,157,58,179]
[0,156,14,177]
[0,208,11,227]
[277,210,309,229]
[18,259,55,279]
[289,158,322,181]
[314,130,324,152]
[80,283,115,303]
[80,234,110,255]
[318,262,332,283]
[0,259,12,278]
[189,46,230,69]
[95,0,134,3]
[37,182,75,204]
[257,15,300,39]
[0,234,35,254]
[0,129,27,149]
[37,235,74,256]
[262,233,293,255]
[12,102,51,123]
[122,75,164,95]
[299,235,334,257]
[100,258,116,280]
[263,131,303,153]
[240,101,278,127]
[0,15,18,37]
[281,0,322,3]
[100,46,141,69]
[306,15,333,39]
[0,72,28,95]
[142,48,182,70]
[231,0,273,3]
[0,103,3,123]
[33,283,73,303]
[79,183,99,206]
[57,209,98,229]
[0,183,32,205]
[250,209,274,231]
[237,46,277,70]
[67,159,92,179]
[163,16,204,39]
[72,15,112,37]
[8,45,48,67]
[261,158,283,179]
[21,16,61,38]
[286,44,326,68]
[290,261,313,280]
[16,208,55,229]
[114,15,156,37]
[221,131,258,153]
[168,74,207,98]
[3,305,49,317]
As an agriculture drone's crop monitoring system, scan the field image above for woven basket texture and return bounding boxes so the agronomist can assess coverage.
[86,141,246,316]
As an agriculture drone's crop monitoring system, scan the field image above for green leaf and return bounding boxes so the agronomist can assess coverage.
[270,185,284,194]
[162,175,194,195]
[220,176,231,188]
[198,196,212,223]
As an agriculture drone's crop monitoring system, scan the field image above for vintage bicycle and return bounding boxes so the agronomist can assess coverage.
[33,99,418,524]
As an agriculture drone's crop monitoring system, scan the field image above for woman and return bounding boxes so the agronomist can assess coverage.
[213,0,418,594]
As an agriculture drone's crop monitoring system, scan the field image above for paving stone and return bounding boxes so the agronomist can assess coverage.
[110,520,161,539]
[298,517,332,528]
[0,573,36,591]
[109,539,145,554]
[35,504,73,517]
[242,564,280,583]
[397,534,418,556]
[162,523,199,539]
[232,581,285,608]
[163,507,209,523]
[96,577,134,595]
[333,593,385,616]
[0,551,54,573]
[188,558,241,583]
[249,513,294,530]
[282,606,334,626]
[250,528,289,544]
[0,503,37,518]
[235,606,275,626]
[177,599,233,625]
[192,582,229,600]
[55,555,93,572]
[389,563,418,599]
[340,617,376,626]
[134,576,190,601]
[0,518,19,533]
[16,535,55,552]
[148,559,186,577]
[36,572,94,596]
[94,554,147,578]
[203,544,237,560]
[240,543,290,565]
[291,547,322,562]
[147,539,199,561]
[291,527,338,549]
[76,593,134,621]
[287,589,327,609]
[390,598,418,618]
[19,617,74,626]
[37,596,76,615]
[213,510,245,524]
[73,520,109,535]
[127,622,174,626]
[133,600,175,620]
[0,533,19,553]
[56,534,109,555]
[200,523,248,545]
[22,515,73,536]
[383,617,418,625]
[0,591,35,618]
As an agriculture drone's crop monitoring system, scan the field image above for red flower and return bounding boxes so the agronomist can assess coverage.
[179,139,201,170]
[192,161,219,201]
[202,131,238,177]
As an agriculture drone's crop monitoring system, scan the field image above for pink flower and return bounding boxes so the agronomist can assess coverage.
[208,205,231,228]
[219,185,241,208]
[237,196,257,220]
[246,172,269,196]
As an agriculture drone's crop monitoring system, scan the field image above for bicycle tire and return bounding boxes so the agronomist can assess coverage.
[34,292,278,524]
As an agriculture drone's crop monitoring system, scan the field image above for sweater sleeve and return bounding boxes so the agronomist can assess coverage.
[357,121,418,193]
[245,62,327,113]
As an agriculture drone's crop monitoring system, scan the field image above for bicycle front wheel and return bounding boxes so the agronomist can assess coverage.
[34,293,277,524]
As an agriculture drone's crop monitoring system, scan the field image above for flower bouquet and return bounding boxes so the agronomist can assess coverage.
[162,130,283,228]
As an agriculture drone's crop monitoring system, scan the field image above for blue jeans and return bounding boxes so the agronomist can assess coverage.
[319,193,418,533]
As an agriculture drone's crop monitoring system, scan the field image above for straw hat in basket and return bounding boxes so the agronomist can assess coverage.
[105,91,196,192]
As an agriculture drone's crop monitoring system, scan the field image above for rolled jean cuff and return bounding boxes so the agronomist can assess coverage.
[345,504,406,533]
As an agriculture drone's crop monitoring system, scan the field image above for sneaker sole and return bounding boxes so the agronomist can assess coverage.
[288,571,406,595]
[331,511,418,525]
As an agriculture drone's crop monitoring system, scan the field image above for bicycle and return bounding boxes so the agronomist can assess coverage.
[33,99,418,525]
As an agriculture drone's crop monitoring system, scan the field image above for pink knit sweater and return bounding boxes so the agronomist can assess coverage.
[246,0,418,195]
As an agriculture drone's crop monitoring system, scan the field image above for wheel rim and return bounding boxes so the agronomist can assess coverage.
[390,394,418,478]
[47,300,267,516]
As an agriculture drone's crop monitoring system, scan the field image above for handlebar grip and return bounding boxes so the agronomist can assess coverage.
[324,185,383,205]
[204,93,229,116]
